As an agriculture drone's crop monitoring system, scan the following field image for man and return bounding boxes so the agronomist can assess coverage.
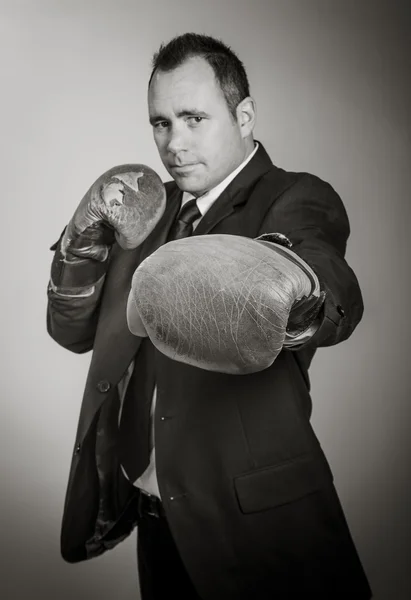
[47,33,372,599]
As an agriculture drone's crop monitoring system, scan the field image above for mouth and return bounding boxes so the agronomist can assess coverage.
[170,163,198,175]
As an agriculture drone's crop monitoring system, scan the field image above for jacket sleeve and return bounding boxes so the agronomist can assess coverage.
[260,173,364,350]
[46,230,110,354]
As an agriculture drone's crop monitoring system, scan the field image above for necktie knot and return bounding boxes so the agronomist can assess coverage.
[168,197,202,241]
[178,198,201,224]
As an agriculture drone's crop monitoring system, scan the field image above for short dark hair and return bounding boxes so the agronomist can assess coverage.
[149,33,250,119]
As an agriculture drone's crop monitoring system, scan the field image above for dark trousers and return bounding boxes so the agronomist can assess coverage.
[137,503,203,600]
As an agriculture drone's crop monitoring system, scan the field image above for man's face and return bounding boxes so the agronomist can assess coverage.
[148,57,248,197]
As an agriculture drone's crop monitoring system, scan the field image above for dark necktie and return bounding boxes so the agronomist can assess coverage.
[119,196,202,482]
[167,197,202,241]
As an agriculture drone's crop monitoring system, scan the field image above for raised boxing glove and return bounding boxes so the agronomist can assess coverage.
[61,164,166,262]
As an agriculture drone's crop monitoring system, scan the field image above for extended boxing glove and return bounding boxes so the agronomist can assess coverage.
[127,234,324,374]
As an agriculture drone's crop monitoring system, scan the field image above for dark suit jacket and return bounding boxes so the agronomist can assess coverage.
[47,143,371,599]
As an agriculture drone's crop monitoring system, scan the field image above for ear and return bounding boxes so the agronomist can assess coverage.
[236,96,256,138]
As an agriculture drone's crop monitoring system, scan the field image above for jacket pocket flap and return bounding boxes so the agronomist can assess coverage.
[234,453,332,514]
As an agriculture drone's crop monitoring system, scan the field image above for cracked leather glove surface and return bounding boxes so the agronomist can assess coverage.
[61,164,166,261]
[127,234,319,374]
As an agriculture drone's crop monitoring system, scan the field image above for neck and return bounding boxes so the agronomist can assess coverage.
[243,135,255,161]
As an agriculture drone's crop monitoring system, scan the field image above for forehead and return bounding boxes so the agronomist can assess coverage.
[148,57,226,115]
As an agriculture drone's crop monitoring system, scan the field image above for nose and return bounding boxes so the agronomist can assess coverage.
[166,123,187,155]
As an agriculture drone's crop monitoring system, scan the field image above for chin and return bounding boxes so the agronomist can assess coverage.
[174,175,204,194]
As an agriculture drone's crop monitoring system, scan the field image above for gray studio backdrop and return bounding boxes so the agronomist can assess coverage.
[1,1,410,599]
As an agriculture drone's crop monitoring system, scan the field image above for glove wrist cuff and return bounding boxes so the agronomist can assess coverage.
[50,239,110,289]
[287,291,326,337]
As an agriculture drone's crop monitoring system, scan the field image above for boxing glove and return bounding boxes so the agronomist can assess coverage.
[127,234,324,374]
[61,164,166,262]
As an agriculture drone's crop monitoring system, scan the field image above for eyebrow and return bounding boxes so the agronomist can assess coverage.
[149,109,209,125]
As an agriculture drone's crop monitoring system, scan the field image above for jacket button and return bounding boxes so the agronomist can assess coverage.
[97,380,111,393]
[337,305,345,318]
[74,443,81,455]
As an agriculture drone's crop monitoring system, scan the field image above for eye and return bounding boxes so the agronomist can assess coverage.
[154,121,169,130]
[187,116,204,125]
